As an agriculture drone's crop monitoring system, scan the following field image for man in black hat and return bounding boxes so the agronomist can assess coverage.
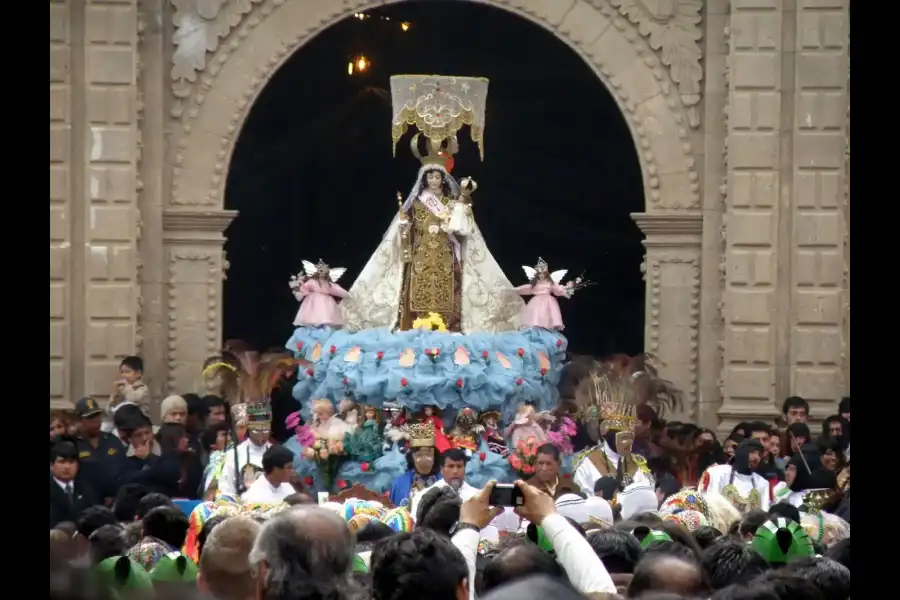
[74,397,125,504]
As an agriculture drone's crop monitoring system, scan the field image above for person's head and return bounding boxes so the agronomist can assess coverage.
[692,526,722,550]
[785,446,823,490]
[406,445,439,476]
[767,430,780,458]
[160,395,188,425]
[733,439,764,474]
[821,415,848,443]
[782,397,809,425]
[837,396,849,421]
[746,422,771,456]
[749,572,825,600]
[655,474,681,506]
[88,524,126,565]
[157,422,190,454]
[371,528,469,600]
[199,515,262,600]
[136,492,174,520]
[480,542,565,595]
[415,485,462,535]
[77,505,119,540]
[701,539,769,590]
[767,503,800,525]
[202,421,231,453]
[781,557,850,600]
[594,475,621,502]
[75,396,104,436]
[203,395,228,425]
[283,493,315,506]
[111,403,143,442]
[184,393,208,432]
[533,443,561,483]
[586,529,642,573]
[262,445,295,485]
[119,356,144,383]
[787,423,811,453]
[50,439,79,482]
[50,410,74,438]
[112,483,149,522]
[249,506,358,600]
[439,448,468,490]
[628,552,708,598]
[142,505,189,549]
[816,436,845,471]
[722,434,744,461]
[127,412,155,449]
[738,510,770,540]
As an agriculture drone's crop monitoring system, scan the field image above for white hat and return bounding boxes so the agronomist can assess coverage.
[619,483,658,521]
[584,496,615,528]
[555,493,590,525]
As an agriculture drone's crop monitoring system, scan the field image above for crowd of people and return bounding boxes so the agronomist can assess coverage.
[49,352,851,600]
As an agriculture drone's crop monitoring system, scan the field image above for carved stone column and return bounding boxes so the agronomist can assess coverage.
[162,210,236,395]
[632,212,703,423]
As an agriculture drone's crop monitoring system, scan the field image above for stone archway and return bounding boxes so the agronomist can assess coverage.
[162,0,706,418]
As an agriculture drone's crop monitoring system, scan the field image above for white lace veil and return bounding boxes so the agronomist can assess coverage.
[401,164,461,213]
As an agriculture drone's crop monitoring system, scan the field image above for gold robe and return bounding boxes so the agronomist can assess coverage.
[401,194,462,330]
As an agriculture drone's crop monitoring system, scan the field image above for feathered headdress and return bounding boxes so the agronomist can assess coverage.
[574,353,682,441]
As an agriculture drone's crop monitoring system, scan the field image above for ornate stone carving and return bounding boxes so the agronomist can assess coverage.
[167,249,222,393]
[168,0,701,209]
[607,0,703,127]
[170,0,265,117]
[646,254,701,418]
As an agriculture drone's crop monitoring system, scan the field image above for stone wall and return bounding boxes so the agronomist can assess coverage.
[50,0,141,408]
[49,0,849,428]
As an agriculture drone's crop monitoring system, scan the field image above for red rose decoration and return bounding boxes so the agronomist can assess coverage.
[479,452,486,461]
[482,350,489,359]
[400,377,409,387]
[456,378,464,388]
[336,479,348,489]
[303,476,314,486]
[540,367,548,376]
[516,377,523,385]
[343,377,349,386]
[556,339,562,347]
[517,348,525,357]
[434,348,441,356]
[376,351,384,360]
[329,345,336,354]
[297,341,304,350]
[360,462,370,472]
[306,368,314,377]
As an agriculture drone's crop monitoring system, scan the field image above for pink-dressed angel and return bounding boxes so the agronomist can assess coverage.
[514,257,575,331]
[289,259,349,327]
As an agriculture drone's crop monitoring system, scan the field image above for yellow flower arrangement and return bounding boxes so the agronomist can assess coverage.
[412,312,448,332]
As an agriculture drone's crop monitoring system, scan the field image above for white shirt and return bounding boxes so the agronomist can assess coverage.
[54,477,74,495]
[216,439,272,497]
[409,479,479,522]
[240,475,295,504]
[573,441,652,496]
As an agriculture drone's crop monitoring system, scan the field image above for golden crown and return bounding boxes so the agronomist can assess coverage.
[410,133,457,169]
[409,421,436,448]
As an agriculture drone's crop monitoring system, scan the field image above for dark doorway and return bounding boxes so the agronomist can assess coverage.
[223,0,645,356]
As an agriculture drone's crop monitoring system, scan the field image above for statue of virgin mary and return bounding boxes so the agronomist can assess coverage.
[341,75,523,334]
[341,136,524,334]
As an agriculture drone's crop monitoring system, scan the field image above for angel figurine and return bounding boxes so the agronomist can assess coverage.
[515,258,576,331]
[290,259,349,328]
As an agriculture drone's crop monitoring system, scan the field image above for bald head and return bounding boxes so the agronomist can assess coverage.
[249,507,357,598]
[628,553,707,597]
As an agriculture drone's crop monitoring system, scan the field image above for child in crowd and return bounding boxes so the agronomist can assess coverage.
[103,356,150,433]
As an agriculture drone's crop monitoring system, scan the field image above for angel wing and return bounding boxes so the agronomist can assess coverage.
[550,269,568,284]
[329,267,347,282]
[301,260,317,277]
[522,265,537,280]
